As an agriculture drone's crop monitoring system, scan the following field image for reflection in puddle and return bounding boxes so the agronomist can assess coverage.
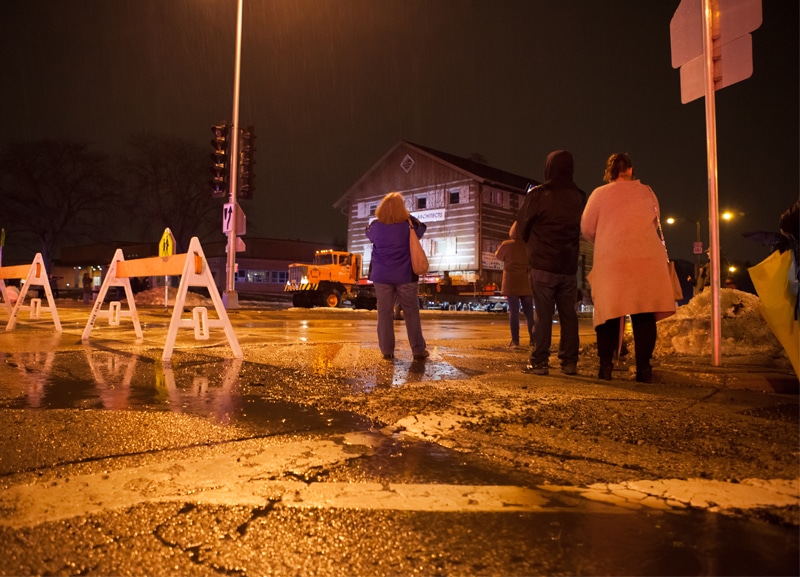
[1,349,245,420]
[346,358,465,392]
[4,350,56,408]
[0,345,470,413]
[0,349,374,434]
[155,357,241,424]
[244,342,467,393]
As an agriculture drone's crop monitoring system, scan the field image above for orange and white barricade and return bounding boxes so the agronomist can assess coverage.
[81,237,241,362]
[0,253,61,332]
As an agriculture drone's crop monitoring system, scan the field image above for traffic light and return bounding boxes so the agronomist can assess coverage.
[211,123,230,199]
[238,125,255,200]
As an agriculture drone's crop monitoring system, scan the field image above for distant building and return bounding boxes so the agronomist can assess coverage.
[333,140,592,291]
[203,238,342,296]
[55,241,157,292]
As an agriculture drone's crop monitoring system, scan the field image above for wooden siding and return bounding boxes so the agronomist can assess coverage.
[341,144,528,282]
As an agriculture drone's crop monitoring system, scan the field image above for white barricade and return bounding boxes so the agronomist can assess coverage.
[0,253,62,332]
[81,237,242,361]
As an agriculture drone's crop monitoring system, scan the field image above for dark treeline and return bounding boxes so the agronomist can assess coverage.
[0,135,222,269]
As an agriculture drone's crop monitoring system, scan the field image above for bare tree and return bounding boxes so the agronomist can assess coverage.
[0,140,117,269]
[120,133,220,253]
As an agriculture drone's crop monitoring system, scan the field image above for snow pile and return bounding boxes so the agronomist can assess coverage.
[132,287,211,307]
[655,288,784,358]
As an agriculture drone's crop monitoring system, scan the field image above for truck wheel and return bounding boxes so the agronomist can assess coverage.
[320,290,340,308]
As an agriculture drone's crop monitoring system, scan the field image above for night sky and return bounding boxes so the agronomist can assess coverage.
[2,1,797,266]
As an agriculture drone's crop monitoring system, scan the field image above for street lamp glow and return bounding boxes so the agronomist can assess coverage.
[721,210,744,221]
[666,217,677,225]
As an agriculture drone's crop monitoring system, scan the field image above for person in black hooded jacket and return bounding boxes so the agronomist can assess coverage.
[516,150,586,375]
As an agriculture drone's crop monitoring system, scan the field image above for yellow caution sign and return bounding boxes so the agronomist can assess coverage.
[159,228,176,258]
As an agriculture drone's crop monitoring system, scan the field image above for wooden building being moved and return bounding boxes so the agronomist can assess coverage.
[334,140,541,290]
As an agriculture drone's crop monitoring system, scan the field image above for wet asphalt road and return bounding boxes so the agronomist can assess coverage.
[0,301,797,576]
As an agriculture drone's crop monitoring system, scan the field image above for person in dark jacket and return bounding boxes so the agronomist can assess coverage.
[517,150,586,375]
[366,192,429,361]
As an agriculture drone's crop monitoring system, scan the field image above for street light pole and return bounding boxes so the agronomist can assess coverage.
[666,216,703,295]
[223,0,243,310]
[693,218,701,295]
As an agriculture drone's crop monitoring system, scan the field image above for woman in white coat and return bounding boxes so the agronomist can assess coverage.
[581,153,676,382]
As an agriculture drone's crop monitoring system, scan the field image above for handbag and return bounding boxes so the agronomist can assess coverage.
[408,219,429,275]
[649,187,684,302]
[668,260,683,301]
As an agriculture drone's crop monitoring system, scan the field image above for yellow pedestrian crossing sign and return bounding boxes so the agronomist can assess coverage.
[159,228,176,257]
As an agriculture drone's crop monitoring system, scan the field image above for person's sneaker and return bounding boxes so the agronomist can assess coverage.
[561,363,578,375]
[382,353,394,360]
[524,363,549,375]
[412,350,430,360]
[508,340,520,348]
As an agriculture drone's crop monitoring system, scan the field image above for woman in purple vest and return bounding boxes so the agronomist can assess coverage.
[366,192,429,361]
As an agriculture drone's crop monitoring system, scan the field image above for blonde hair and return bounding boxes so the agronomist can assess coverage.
[375,192,410,224]
[509,221,520,240]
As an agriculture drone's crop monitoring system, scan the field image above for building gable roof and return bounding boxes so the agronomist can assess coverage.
[333,140,539,210]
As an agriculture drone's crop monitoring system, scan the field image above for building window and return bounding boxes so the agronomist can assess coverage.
[238,269,288,284]
[487,190,507,207]
[357,202,379,218]
[417,196,427,210]
[449,189,460,205]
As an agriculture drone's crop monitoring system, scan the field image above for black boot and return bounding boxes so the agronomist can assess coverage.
[598,360,613,380]
[636,365,653,383]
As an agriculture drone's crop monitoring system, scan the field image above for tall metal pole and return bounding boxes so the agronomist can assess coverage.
[702,0,721,365]
[223,0,243,310]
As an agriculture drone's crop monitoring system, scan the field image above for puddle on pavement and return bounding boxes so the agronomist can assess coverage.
[0,349,378,434]
[345,358,467,391]
[0,345,471,411]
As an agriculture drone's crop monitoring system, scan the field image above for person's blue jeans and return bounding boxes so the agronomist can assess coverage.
[375,282,426,357]
[506,294,534,345]
[529,268,579,368]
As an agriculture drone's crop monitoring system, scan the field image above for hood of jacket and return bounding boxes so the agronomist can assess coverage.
[543,150,574,187]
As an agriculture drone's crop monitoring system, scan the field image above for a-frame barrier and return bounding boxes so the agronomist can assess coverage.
[0,253,62,332]
[81,237,242,362]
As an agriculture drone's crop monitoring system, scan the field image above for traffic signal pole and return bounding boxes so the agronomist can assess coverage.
[223,0,244,310]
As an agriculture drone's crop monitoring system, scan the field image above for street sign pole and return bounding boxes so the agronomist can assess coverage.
[159,228,176,311]
[702,0,722,366]
[671,0,761,366]
[223,0,243,311]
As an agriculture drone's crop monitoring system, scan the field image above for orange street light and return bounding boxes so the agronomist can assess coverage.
[721,210,745,221]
